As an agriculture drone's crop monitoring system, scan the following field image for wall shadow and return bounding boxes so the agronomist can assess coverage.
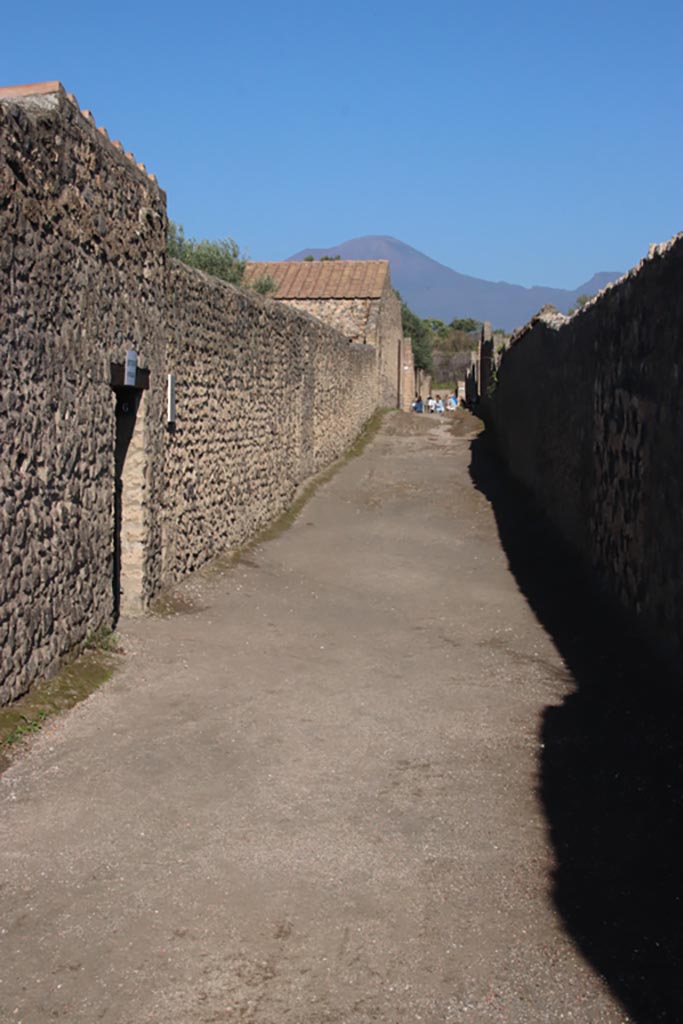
[469,430,683,1024]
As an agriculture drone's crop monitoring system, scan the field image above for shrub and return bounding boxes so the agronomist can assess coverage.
[167,221,245,285]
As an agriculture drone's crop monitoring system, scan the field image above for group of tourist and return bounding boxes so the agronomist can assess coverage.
[412,392,459,414]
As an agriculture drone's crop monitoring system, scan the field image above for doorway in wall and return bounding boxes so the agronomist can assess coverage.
[113,385,146,620]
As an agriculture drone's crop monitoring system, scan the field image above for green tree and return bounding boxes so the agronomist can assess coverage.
[250,273,278,296]
[450,317,482,333]
[568,293,592,315]
[423,316,481,387]
[423,318,450,342]
[398,294,433,373]
[167,221,245,285]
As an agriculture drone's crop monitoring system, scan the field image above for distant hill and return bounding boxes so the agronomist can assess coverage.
[288,236,622,332]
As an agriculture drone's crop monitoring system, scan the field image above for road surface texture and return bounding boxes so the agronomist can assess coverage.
[2,410,678,1023]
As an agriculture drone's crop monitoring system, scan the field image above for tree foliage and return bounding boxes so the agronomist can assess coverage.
[250,274,279,295]
[396,299,487,378]
[431,321,480,385]
[168,222,278,295]
[301,254,342,261]
[412,314,484,385]
[398,296,433,373]
[167,222,245,285]
[450,317,482,333]
[568,292,593,315]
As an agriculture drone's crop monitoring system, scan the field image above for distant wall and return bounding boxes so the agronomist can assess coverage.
[284,297,371,344]
[477,322,494,417]
[399,335,416,412]
[162,263,376,584]
[374,278,403,408]
[488,234,683,668]
[0,84,379,704]
[281,282,403,408]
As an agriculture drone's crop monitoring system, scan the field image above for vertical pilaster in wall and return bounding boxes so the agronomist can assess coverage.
[400,336,416,411]
[301,330,316,477]
[376,284,403,409]
[479,322,494,412]
[118,392,147,616]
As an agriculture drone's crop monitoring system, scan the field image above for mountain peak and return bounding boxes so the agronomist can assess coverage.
[287,236,622,331]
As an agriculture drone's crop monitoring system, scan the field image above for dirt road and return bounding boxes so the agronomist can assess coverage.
[0,412,633,1022]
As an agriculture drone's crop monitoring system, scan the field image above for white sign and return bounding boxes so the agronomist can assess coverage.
[167,373,176,424]
[124,350,138,387]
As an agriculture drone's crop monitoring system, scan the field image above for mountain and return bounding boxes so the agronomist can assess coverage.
[287,236,622,332]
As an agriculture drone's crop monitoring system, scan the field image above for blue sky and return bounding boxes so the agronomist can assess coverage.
[3,0,681,288]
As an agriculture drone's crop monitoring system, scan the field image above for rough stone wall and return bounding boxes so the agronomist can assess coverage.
[372,279,403,408]
[0,86,167,704]
[489,234,683,667]
[283,297,372,344]
[399,336,416,411]
[280,286,403,409]
[311,326,378,468]
[0,84,381,704]
[162,264,377,582]
[477,322,494,417]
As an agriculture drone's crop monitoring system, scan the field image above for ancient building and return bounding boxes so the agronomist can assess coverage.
[243,260,405,409]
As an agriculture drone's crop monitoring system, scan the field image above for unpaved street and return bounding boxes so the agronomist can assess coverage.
[0,412,632,1022]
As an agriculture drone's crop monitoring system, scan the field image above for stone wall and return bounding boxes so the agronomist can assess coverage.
[0,84,167,703]
[374,277,403,408]
[477,322,494,417]
[282,282,403,408]
[284,297,371,344]
[0,83,380,704]
[488,233,683,668]
[399,335,416,412]
[161,264,377,583]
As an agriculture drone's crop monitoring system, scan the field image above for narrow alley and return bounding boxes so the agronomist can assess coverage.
[0,411,669,1024]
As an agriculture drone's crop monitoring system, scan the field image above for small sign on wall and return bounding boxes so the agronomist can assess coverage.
[124,350,138,387]
[109,361,150,390]
[167,373,176,425]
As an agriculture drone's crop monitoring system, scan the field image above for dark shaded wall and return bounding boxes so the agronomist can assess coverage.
[488,235,683,667]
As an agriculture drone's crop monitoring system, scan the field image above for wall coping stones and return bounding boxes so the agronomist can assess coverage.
[0,79,162,191]
[509,229,683,349]
[0,80,63,99]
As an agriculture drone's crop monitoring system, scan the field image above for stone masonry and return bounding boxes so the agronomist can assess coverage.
[487,233,683,670]
[0,82,381,704]
[0,83,167,703]
[243,260,405,410]
[162,263,376,583]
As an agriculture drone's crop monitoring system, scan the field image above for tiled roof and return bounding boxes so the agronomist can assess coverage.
[0,81,63,99]
[243,260,389,299]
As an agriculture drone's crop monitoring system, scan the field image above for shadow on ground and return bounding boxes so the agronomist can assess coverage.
[469,430,683,1024]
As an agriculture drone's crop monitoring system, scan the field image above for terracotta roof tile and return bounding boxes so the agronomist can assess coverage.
[0,81,63,100]
[243,260,389,299]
